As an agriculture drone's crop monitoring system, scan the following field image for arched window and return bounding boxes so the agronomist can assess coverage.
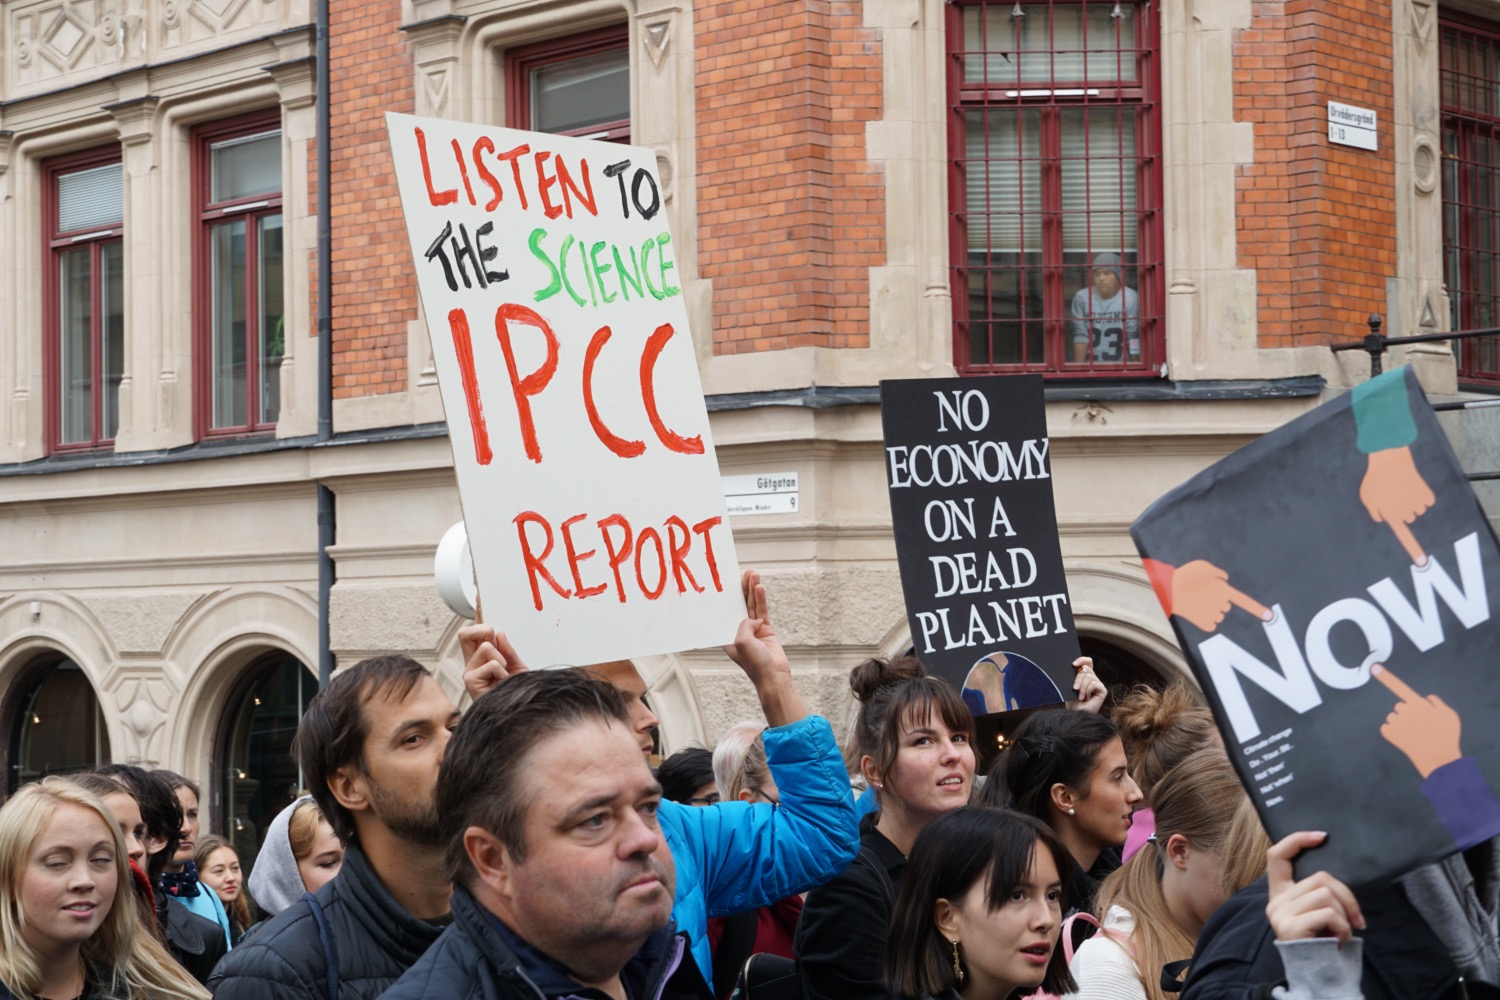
[4,655,110,795]
[214,652,314,873]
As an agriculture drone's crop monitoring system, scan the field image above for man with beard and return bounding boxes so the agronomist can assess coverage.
[381,668,712,1000]
[210,655,460,999]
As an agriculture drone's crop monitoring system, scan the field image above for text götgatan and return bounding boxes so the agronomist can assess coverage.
[414,126,723,613]
[888,390,1069,655]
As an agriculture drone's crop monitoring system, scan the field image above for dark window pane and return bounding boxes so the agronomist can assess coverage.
[102,241,124,440]
[59,248,93,444]
[211,131,281,203]
[532,48,630,134]
[258,214,284,426]
[211,220,248,429]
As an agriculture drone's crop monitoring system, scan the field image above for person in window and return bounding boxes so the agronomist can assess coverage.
[1069,253,1139,364]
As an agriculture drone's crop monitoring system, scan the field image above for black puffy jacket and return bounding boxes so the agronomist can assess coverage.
[381,885,713,1000]
[158,888,228,985]
[208,845,445,1000]
[1180,876,1500,1000]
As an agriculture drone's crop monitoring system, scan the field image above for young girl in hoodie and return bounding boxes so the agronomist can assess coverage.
[246,796,343,920]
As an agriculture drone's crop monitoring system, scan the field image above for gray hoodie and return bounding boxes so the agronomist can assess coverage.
[247,795,315,917]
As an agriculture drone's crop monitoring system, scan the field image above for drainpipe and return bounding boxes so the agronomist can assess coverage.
[315,0,335,690]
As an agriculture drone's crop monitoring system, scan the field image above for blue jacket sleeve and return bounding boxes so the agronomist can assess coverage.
[667,714,857,916]
[1420,756,1500,850]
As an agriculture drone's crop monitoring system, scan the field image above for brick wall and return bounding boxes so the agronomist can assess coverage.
[325,0,417,396]
[695,0,885,354]
[1235,0,1396,348]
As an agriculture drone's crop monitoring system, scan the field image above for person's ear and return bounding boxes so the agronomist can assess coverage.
[736,788,757,803]
[1049,782,1077,817]
[1165,833,1193,872]
[933,898,960,939]
[144,833,169,857]
[466,827,513,896]
[327,765,370,815]
[860,755,884,792]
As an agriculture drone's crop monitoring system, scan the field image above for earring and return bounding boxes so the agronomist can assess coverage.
[875,782,883,789]
[1067,807,1076,815]
[950,939,964,984]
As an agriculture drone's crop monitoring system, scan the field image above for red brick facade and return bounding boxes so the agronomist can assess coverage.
[326,0,417,397]
[1235,0,1396,348]
[695,0,886,354]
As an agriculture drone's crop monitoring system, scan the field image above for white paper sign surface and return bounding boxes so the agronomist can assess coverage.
[387,112,742,666]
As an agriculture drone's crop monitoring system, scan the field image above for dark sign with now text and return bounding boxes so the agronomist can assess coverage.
[1132,366,1500,886]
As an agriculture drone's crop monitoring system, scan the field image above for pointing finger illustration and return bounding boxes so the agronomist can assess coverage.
[1371,662,1421,704]
[1387,520,1428,567]
[1227,587,1274,622]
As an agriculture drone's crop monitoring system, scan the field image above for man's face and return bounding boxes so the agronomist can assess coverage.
[588,661,658,757]
[348,674,460,845]
[1093,267,1122,298]
[495,720,675,979]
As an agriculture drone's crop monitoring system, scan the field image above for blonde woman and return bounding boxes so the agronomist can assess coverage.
[1065,749,1269,1000]
[0,777,209,1000]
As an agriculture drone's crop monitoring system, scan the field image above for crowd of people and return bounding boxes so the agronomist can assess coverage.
[0,570,1494,999]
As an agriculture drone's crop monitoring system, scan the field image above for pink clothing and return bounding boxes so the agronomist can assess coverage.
[1122,807,1155,862]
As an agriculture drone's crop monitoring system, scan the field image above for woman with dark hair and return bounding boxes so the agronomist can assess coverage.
[657,747,720,806]
[886,807,1074,1000]
[980,708,1143,916]
[93,766,227,984]
[153,771,232,949]
[795,656,976,1000]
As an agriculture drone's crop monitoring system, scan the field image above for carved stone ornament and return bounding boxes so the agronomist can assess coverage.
[644,20,671,72]
[1413,135,1437,195]
[1410,0,1433,50]
[162,0,182,30]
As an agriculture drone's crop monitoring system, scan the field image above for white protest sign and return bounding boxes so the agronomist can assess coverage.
[387,112,742,666]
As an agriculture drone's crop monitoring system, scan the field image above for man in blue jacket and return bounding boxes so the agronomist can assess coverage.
[381,668,713,1000]
[459,570,860,982]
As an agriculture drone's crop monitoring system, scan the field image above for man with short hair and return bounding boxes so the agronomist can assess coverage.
[380,669,712,1000]
[459,571,860,982]
[210,654,462,999]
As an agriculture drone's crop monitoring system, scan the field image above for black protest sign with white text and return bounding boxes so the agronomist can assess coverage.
[881,376,1080,713]
[1131,367,1500,887]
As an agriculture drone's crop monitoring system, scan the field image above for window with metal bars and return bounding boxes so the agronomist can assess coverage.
[1441,16,1500,384]
[43,149,124,452]
[947,0,1162,376]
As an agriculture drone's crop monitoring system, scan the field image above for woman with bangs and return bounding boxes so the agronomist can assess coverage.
[0,777,209,1000]
[887,807,1075,1000]
[795,656,977,1000]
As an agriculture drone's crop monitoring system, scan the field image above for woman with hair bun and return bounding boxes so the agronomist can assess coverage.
[1067,749,1268,999]
[0,777,209,1000]
[980,708,1142,916]
[1110,683,1221,861]
[795,655,976,1000]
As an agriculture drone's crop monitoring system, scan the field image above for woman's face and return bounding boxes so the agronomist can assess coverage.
[100,792,146,866]
[296,819,344,895]
[173,785,200,866]
[200,846,243,903]
[19,803,119,954]
[942,840,1062,997]
[1064,737,1143,852]
[881,710,975,821]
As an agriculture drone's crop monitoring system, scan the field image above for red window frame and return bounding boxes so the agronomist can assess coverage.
[192,110,285,438]
[947,0,1164,377]
[506,24,631,141]
[1440,13,1500,385]
[42,147,124,453]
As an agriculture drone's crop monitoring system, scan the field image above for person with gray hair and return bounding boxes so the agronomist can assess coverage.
[712,721,776,805]
[1069,252,1140,363]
